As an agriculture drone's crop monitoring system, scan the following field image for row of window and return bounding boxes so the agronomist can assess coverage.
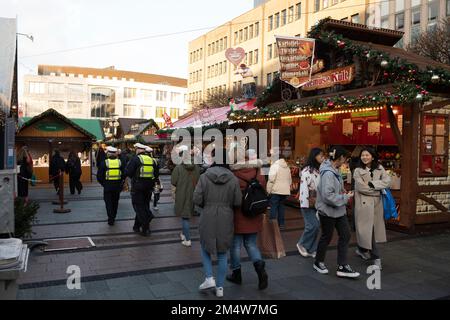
[315,0,345,13]
[234,22,260,45]
[208,36,228,56]
[189,70,203,84]
[189,91,203,104]
[394,0,440,31]
[189,48,203,64]
[206,85,227,98]
[244,50,259,66]
[268,2,302,32]
[124,105,180,119]
[207,61,228,79]
[267,43,279,61]
[29,82,83,95]
[47,101,83,114]
[340,13,360,24]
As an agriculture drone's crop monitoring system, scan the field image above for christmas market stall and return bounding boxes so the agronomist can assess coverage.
[229,18,450,232]
[17,109,99,183]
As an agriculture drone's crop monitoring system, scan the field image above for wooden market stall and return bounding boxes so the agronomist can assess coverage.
[16,109,98,183]
[229,19,450,233]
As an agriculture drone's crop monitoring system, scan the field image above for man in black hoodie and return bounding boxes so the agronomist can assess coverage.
[49,149,66,194]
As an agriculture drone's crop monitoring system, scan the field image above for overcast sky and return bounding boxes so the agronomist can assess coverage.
[2,0,254,94]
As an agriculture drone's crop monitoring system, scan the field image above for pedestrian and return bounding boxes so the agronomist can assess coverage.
[146,146,161,212]
[125,143,158,237]
[171,146,200,247]
[66,151,83,195]
[297,148,324,258]
[267,150,292,230]
[227,148,268,290]
[314,146,359,278]
[354,147,391,270]
[194,149,242,298]
[17,146,33,199]
[49,149,66,194]
[96,144,106,169]
[97,146,125,226]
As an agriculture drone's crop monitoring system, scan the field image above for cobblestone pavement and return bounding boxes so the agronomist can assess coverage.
[16,175,450,300]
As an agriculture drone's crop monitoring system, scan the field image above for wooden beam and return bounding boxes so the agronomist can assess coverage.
[415,212,450,225]
[386,105,403,152]
[417,194,449,213]
[417,184,450,193]
[422,99,450,112]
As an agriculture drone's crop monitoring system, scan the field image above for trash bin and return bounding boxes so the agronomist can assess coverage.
[0,238,30,300]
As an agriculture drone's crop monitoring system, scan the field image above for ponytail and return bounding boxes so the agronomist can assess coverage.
[328,146,349,161]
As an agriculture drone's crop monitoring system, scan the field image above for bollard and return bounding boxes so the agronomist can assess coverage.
[53,173,71,214]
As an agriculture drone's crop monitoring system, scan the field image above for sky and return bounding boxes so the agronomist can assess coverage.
[2,0,254,94]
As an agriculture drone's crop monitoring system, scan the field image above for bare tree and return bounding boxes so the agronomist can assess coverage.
[407,17,450,65]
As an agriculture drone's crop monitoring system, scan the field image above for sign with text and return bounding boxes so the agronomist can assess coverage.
[312,114,334,125]
[302,65,355,91]
[276,36,315,88]
[351,110,380,122]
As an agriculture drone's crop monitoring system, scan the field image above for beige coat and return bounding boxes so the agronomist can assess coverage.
[353,166,391,250]
[267,159,292,195]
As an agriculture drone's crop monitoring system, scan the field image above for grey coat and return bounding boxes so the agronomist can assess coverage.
[171,164,201,218]
[193,166,242,255]
[354,166,391,250]
[316,160,350,218]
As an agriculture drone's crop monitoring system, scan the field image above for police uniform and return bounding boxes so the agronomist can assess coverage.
[97,147,125,225]
[125,143,159,236]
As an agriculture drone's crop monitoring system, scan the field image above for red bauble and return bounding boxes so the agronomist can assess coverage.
[327,101,335,107]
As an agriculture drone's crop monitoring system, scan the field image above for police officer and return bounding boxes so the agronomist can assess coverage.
[126,143,159,236]
[97,146,125,226]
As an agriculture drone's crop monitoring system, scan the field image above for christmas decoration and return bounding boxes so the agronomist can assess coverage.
[431,74,440,83]
[380,60,389,68]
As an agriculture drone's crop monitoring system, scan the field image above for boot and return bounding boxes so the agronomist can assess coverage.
[226,268,242,285]
[253,260,268,290]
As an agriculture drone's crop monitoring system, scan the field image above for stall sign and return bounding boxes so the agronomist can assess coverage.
[351,110,379,122]
[311,114,333,125]
[35,122,67,132]
[281,118,300,127]
[276,36,315,88]
[302,65,355,91]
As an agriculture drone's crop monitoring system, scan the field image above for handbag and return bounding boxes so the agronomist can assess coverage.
[257,214,286,259]
[382,188,398,220]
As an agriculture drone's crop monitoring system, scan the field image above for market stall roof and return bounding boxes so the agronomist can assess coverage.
[18,109,97,140]
[170,99,256,129]
[117,118,147,136]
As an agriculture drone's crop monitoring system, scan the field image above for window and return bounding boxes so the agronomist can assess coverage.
[48,100,64,110]
[396,13,405,29]
[254,49,259,64]
[323,0,329,8]
[281,10,287,26]
[351,14,360,24]
[141,89,152,100]
[123,104,137,117]
[254,76,258,85]
[244,27,248,41]
[67,84,83,96]
[141,106,153,119]
[268,15,273,31]
[224,37,227,49]
[29,82,45,94]
[239,29,243,42]
[170,108,179,119]
[249,51,253,65]
[412,0,421,7]
[156,107,165,118]
[288,6,294,23]
[296,2,302,19]
[447,0,450,16]
[381,17,389,28]
[267,44,273,60]
[411,24,421,44]
[420,114,449,177]
[219,62,223,74]
[255,22,260,36]
[274,43,279,58]
[156,90,167,101]
[207,66,211,78]
[275,13,280,28]
[124,87,136,99]
[395,0,404,13]
[190,53,193,63]
[171,92,181,103]
[428,0,439,22]
[244,53,248,65]
[314,0,320,12]
[68,101,82,114]
[249,25,254,39]
[224,61,227,73]
[412,6,421,25]
[267,73,273,86]
[234,32,238,45]
[381,1,389,16]
[208,44,211,56]
[48,83,65,95]
[90,87,116,118]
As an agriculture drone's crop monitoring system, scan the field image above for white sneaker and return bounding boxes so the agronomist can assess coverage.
[153,206,159,211]
[355,248,371,260]
[180,233,186,241]
[215,287,224,298]
[181,240,191,247]
[199,277,216,291]
[313,262,329,274]
[309,252,317,259]
[296,243,309,258]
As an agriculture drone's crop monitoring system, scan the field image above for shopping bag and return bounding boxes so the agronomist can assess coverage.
[122,178,129,192]
[257,214,286,259]
[382,188,398,220]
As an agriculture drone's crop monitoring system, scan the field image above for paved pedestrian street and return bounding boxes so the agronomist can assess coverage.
[16,176,450,300]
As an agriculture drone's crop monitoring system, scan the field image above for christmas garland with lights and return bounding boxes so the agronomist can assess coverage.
[156,121,230,135]
[237,17,450,122]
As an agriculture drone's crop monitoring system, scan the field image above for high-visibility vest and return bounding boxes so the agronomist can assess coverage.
[105,159,122,181]
[138,155,154,179]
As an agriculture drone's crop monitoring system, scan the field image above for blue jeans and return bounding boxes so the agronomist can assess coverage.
[269,194,287,227]
[298,208,320,253]
[200,244,227,288]
[182,218,190,241]
[230,233,263,270]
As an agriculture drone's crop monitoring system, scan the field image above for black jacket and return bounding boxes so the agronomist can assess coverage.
[97,156,126,190]
[49,155,66,177]
[125,154,159,191]
[66,157,82,178]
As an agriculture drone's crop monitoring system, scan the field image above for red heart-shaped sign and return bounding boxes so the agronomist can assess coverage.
[225,47,246,66]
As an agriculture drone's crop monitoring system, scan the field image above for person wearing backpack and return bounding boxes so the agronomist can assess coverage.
[314,146,360,279]
[297,148,324,258]
[353,147,391,270]
[227,148,269,290]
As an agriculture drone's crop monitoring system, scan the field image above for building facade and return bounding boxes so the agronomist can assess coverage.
[23,65,188,129]
[188,0,450,108]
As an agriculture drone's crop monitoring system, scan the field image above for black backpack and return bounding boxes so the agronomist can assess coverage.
[240,169,269,217]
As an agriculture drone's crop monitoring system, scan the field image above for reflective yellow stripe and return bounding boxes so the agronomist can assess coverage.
[138,155,154,179]
[106,159,121,181]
